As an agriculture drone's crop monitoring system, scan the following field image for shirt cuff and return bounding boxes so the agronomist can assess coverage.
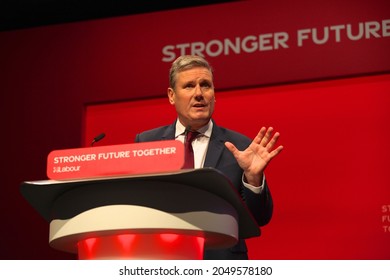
[242,174,265,194]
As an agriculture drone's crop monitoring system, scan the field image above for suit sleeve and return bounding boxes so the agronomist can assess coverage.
[241,181,273,226]
[223,130,273,227]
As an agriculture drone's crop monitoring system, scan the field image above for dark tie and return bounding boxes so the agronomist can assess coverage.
[183,130,199,169]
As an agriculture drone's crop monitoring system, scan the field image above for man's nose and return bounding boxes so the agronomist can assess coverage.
[194,84,203,96]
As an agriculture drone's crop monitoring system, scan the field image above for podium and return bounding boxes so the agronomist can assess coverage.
[21,145,260,259]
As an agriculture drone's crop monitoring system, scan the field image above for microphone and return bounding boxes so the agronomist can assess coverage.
[91,132,106,146]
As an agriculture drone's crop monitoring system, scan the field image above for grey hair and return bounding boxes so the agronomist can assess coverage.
[169,55,213,90]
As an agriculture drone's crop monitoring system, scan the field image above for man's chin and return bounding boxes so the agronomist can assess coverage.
[188,117,211,128]
[191,110,212,118]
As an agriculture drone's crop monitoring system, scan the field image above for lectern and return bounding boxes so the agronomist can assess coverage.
[20,142,260,259]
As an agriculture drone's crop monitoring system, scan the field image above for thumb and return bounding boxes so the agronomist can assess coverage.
[224,141,240,158]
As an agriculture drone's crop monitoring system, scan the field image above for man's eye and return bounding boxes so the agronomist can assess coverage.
[201,82,211,88]
[185,84,194,88]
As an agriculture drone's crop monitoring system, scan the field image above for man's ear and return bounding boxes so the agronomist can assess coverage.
[167,88,175,105]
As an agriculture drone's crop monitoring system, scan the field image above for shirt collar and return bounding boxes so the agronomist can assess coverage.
[175,119,213,138]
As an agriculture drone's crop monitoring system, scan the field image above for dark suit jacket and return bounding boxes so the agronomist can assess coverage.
[135,120,273,259]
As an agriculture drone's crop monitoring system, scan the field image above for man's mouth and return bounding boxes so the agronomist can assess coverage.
[193,103,206,108]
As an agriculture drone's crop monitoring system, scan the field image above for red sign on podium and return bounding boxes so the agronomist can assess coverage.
[47,140,184,180]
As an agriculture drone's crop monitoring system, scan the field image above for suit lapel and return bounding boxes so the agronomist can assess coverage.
[204,123,226,168]
[161,122,176,140]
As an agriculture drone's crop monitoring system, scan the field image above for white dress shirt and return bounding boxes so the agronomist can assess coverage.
[174,120,264,194]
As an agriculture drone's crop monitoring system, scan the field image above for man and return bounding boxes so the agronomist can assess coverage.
[135,55,283,259]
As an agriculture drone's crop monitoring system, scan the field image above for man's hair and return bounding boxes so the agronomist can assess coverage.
[169,55,213,90]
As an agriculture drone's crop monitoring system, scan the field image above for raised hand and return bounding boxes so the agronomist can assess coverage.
[224,127,283,187]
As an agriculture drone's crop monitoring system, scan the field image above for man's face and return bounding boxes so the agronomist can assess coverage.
[168,67,215,130]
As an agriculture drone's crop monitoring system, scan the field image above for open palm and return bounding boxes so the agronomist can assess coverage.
[225,127,283,187]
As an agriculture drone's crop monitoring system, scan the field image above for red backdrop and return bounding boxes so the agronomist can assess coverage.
[1,0,389,260]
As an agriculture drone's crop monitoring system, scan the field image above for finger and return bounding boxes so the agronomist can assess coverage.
[265,131,280,150]
[260,127,274,147]
[253,127,267,144]
[269,145,284,158]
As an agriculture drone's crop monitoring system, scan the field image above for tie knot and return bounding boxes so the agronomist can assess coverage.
[186,130,200,143]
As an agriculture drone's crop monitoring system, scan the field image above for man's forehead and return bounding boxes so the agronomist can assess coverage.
[177,67,213,80]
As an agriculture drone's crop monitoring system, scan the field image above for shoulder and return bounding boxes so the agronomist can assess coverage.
[218,126,250,140]
[135,124,174,142]
[213,124,251,148]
